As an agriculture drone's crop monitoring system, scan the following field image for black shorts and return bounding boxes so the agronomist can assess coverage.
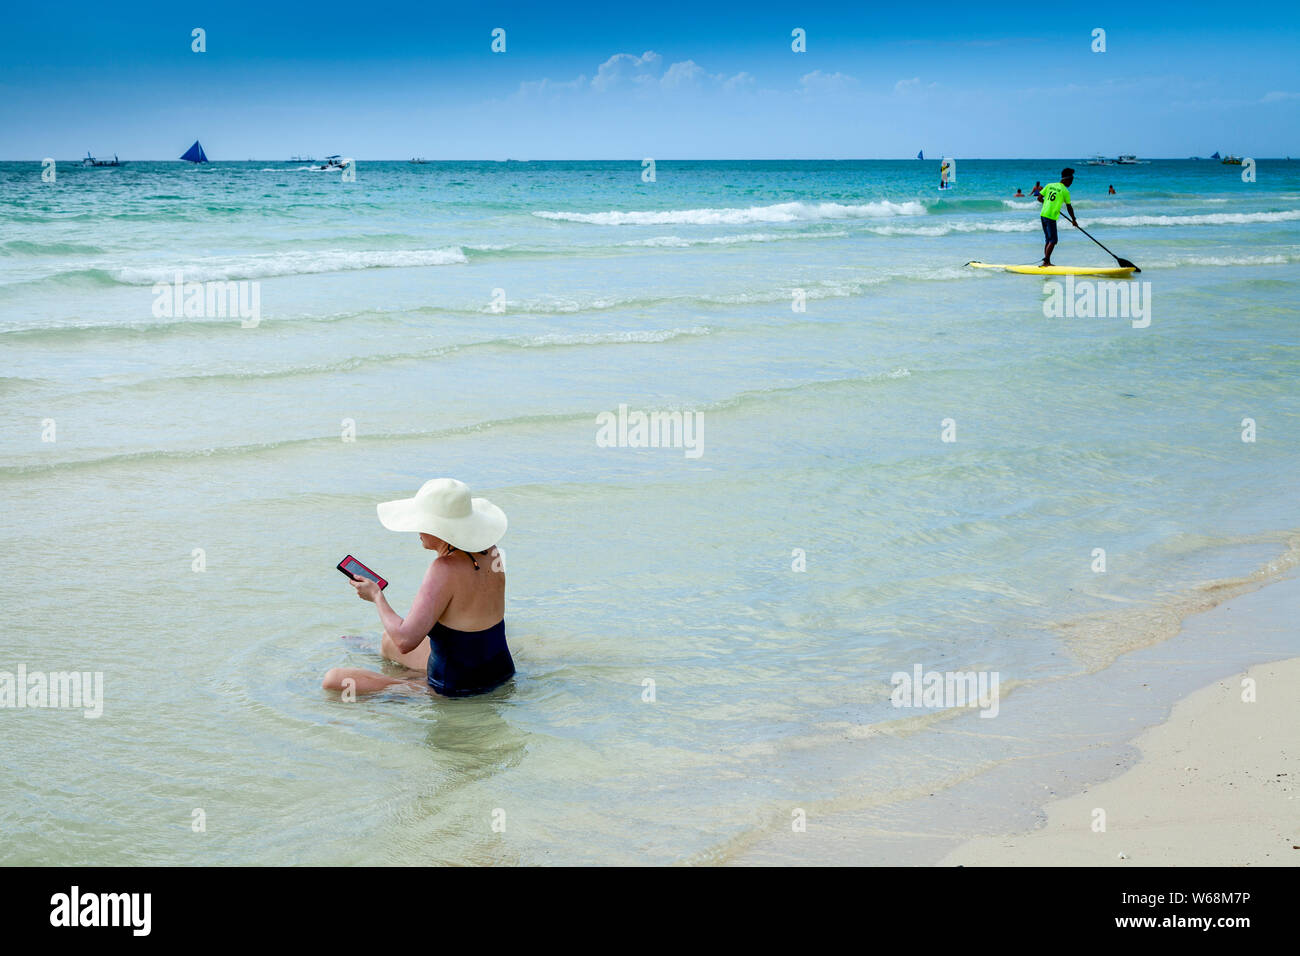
[1041,217,1059,243]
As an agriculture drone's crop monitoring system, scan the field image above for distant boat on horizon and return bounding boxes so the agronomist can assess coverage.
[1210,151,1221,160]
[917,150,924,160]
[409,157,429,164]
[1221,154,1243,165]
[289,154,315,163]
[82,151,123,167]
[180,141,209,164]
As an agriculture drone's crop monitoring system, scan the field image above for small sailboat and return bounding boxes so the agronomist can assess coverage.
[1210,151,1221,160]
[180,141,209,164]
[917,150,924,160]
[82,151,123,167]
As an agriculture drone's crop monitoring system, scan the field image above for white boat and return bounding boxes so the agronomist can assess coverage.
[1116,154,1147,164]
[305,155,352,171]
[1085,155,1115,166]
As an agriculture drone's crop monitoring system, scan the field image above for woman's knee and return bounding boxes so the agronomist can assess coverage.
[322,666,414,696]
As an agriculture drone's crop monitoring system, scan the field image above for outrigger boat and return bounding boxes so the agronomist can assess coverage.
[82,151,123,167]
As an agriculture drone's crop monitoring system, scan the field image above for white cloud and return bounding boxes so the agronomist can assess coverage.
[893,77,938,94]
[800,70,859,94]
[517,52,757,98]
[723,71,757,92]
[591,51,663,92]
[517,75,589,97]
[662,60,707,89]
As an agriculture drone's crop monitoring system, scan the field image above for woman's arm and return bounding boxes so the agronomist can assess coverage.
[350,561,450,653]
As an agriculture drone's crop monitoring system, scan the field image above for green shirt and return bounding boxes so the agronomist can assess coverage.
[1040,182,1071,220]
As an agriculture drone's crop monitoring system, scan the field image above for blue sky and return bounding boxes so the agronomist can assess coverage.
[2,0,1297,159]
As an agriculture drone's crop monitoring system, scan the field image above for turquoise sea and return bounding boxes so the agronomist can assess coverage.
[2,158,1298,864]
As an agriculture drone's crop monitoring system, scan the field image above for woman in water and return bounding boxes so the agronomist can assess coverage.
[322,478,515,698]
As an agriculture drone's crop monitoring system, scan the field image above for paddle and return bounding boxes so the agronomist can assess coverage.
[1065,218,1140,273]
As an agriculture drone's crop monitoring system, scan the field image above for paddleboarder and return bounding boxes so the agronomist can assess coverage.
[1036,168,1077,267]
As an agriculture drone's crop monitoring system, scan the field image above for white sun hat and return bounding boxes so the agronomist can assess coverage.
[376,478,507,552]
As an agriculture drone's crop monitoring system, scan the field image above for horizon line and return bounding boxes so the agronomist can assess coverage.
[6,155,1285,163]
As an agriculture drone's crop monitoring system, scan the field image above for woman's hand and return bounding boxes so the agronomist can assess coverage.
[349,576,381,604]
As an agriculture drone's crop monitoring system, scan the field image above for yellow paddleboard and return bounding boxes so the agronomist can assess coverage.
[966,261,1136,277]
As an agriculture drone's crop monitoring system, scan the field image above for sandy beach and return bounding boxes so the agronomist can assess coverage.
[942,654,1299,867]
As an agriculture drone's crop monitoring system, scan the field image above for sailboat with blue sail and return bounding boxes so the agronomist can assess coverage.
[180,141,209,164]
[917,150,924,160]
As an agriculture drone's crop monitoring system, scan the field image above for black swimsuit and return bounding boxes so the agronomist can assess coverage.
[426,619,515,697]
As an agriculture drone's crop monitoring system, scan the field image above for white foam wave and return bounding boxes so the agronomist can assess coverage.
[1147,254,1295,268]
[492,265,972,315]
[534,200,926,226]
[513,327,712,347]
[493,294,641,314]
[620,230,849,248]
[868,221,1036,236]
[1091,210,1300,227]
[866,208,1300,237]
[116,248,467,283]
